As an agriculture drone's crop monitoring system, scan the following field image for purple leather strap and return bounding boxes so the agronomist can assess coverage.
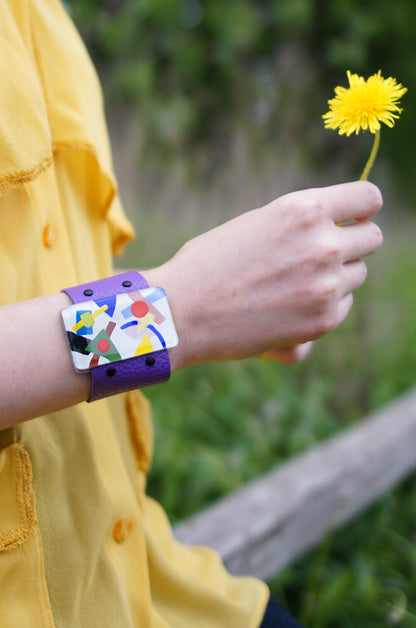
[62,271,171,402]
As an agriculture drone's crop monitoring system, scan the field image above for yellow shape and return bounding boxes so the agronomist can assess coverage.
[135,334,153,356]
[72,304,108,332]
[79,311,95,328]
[93,304,108,318]
[136,312,155,332]
[322,70,407,136]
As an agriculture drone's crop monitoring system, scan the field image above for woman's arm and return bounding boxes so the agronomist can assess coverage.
[0,181,382,428]
[0,292,91,426]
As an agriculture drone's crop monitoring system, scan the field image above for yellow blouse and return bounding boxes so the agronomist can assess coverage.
[0,2,268,626]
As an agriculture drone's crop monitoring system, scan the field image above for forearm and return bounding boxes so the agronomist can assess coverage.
[0,292,90,428]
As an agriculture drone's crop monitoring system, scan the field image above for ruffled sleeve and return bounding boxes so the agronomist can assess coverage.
[0,3,52,192]
[1,0,135,256]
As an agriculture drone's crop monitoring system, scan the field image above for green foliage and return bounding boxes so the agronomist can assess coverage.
[67,0,414,197]
[139,219,416,625]
[271,484,416,626]
[141,218,416,520]
[65,2,416,623]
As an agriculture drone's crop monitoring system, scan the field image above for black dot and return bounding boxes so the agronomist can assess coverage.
[106,367,116,377]
[122,280,132,288]
[83,288,93,297]
[145,356,155,367]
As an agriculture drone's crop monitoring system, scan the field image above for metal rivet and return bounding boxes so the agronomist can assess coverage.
[145,356,155,367]
[107,367,116,377]
[83,288,93,297]
[122,280,132,288]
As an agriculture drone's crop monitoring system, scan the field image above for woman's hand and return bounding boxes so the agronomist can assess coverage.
[144,181,383,370]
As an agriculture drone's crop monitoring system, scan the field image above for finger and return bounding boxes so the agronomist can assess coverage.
[342,259,368,294]
[263,342,313,364]
[261,347,297,364]
[338,219,383,262]
[316,181,383,224]
[335,292,354,328]
[312,292,354,340]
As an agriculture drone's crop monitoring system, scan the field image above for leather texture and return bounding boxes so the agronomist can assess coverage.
[62,272,171,401]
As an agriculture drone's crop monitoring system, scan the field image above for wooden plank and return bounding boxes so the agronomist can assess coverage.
[174,387,416,580]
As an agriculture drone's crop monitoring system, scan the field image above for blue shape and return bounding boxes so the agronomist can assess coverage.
[95,295,117,318]
[148,324,166,349]
[76,310,92,335]
[120,320,138,330]
[121,304,132,319]
[145,287,165,304]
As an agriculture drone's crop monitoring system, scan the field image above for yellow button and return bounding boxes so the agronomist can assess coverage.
[42,222,56,247]
[112,518,132,544]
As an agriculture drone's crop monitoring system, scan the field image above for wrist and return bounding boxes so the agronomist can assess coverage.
[61,271,178,400]
[139,265,194,372]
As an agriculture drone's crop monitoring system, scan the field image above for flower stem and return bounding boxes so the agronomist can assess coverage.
[360,130,380,181]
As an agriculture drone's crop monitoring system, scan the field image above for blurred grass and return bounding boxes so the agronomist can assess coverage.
[120,203,416,626]
[112,74,416,625]
[133,213,416,522]
[67,2,416,622]
[271,475,416,626]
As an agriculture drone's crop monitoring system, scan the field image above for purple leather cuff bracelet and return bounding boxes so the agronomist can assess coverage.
[62,271,173,402]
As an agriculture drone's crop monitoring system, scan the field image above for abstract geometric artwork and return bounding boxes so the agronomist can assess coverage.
[62,287,178,371]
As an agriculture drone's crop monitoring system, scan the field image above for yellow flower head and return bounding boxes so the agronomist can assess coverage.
[323,70,407,136]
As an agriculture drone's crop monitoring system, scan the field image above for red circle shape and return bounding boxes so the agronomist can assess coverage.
[131,301,149,318]
[97,338,111,354]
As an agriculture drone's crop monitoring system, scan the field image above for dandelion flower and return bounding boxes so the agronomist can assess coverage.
[323,70,407,136]
[322,70,407,179]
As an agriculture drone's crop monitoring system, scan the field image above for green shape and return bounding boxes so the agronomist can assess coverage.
[86,329,122,363]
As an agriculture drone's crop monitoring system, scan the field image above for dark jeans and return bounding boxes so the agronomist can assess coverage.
[260,596,306,628]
